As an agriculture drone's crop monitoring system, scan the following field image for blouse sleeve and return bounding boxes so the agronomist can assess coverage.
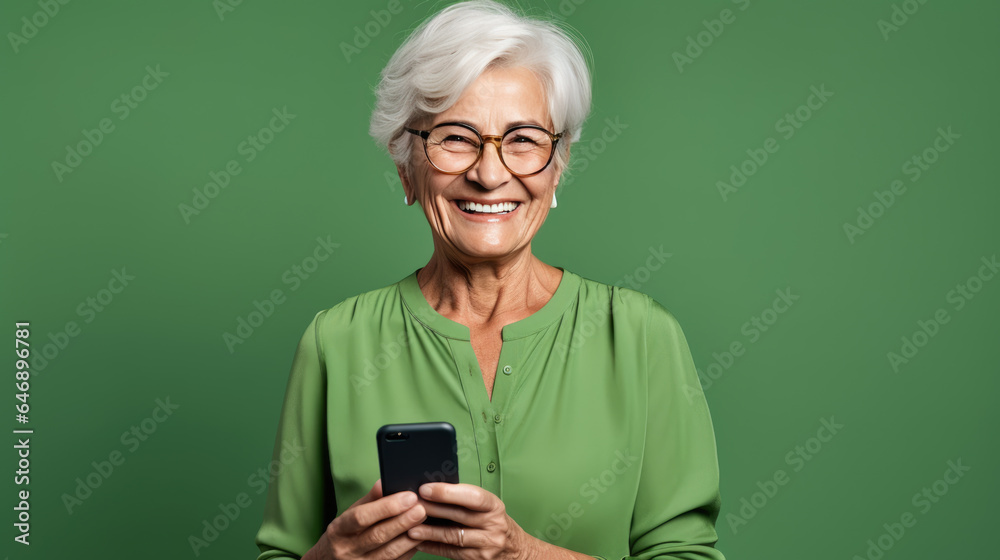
[624,296,726,560]
[255,310,337,560]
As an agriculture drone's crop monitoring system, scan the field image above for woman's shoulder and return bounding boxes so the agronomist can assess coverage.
[564,273,684,348]
[569,268,667,313]
[308,274,410,334]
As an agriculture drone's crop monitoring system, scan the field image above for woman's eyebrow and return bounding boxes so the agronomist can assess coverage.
[430,118,547,130]
[503,119,546,129]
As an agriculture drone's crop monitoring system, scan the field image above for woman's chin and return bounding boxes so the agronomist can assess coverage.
[453,242,519,261]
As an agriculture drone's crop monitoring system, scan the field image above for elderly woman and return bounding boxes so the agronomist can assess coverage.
[254,2,725,559]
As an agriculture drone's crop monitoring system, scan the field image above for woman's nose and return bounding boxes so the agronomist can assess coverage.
[467,140,511,187]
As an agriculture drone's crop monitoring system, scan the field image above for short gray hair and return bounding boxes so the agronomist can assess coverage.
[369,0,592,178]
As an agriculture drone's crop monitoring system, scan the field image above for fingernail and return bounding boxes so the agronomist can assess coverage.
[402,492,417,506]
[419,485,432,497]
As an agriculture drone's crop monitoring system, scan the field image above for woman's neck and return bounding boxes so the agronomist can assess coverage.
[416,248,561,329]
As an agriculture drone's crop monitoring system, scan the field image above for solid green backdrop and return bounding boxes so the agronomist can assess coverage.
[1,1,997,558]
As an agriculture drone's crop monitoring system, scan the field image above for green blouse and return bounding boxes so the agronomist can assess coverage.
[254,267,726,560]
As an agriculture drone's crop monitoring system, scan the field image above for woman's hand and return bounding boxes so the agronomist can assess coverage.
[406,483,537,560]
[304,479,427,560]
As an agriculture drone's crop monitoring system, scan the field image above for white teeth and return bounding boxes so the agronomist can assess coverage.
[457,200,519,214]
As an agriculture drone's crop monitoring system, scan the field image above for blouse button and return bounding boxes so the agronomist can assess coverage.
[502,365,512,375]
[486,461,497,473]
[493,413,502,423]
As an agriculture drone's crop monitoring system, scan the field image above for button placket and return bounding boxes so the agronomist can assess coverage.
[456,342,503,495]
[489,338,522,411]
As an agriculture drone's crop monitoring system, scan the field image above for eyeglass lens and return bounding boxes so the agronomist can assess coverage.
[424,125,554,175]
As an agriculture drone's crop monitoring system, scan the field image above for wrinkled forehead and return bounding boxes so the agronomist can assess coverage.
[416,66,553,132]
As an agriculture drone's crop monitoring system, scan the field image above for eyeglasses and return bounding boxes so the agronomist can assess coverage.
[404,122,564,177]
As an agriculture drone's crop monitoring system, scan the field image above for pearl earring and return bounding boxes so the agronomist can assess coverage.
[404,195,408,205]
[550,193,558,208]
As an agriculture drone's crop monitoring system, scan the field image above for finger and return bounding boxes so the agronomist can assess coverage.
[354,503,427,556]
[408,523,476,547]
[419,482,495,512]
[338,491,419,535]
[364,530,423,560]
[416,499,484,528]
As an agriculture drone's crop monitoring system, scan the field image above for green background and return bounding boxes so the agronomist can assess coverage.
[2,0,997,558]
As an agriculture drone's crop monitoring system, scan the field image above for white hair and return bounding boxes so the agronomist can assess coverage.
[369,0,593,178]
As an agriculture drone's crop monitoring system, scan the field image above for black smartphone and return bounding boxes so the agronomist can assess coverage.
[376,421,460,526]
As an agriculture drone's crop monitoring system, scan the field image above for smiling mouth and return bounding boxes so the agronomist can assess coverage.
[456,200,520,215]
